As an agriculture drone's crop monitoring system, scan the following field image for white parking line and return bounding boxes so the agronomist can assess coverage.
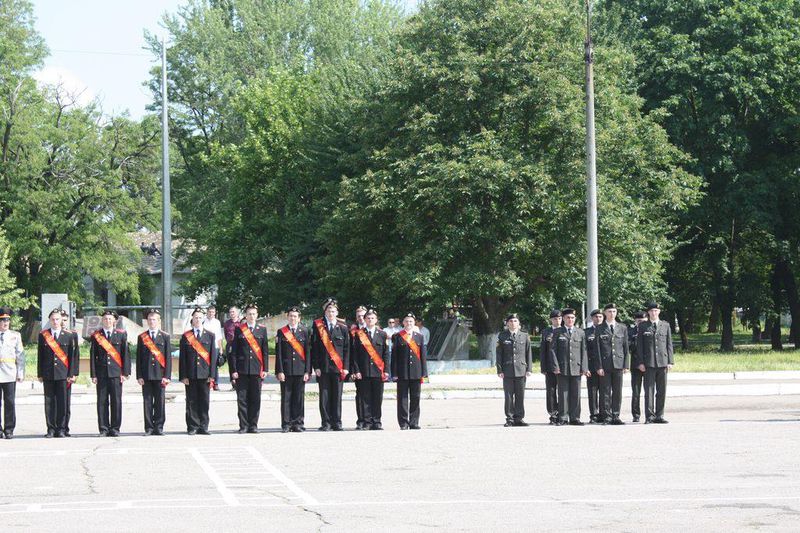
[188,448,241,507]
[244,446,319,506]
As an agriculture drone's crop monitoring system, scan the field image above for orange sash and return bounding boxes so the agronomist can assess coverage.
[184,331,211,366]
[239,323,264,372]
[42,330,69,370]
[355,328,386,378]
[140,332,166,368]
[93,330,124,369]
[280,326,305,361]
[314,319,344,378]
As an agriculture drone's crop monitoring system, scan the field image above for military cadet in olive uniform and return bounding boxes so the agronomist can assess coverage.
[391,312,428,430]
[351,308,389,430]
[179,308,218,434]
[496,313,532,427]
[275,306,311,432]
[311,298,350,431]
[540,310,562,424]
[584,309,603,423]
[629,310,647,422]
[230,304,269,433]
[549,308,589,425]
[592,304,629,424]
[636,302,674,423]
[136,309,172,435]
[90,310,131,436]
[37,309,79,438]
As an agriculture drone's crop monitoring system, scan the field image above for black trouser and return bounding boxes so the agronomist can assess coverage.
[599,369,623,420]
[317,373,343,427]
[96,376,123,432]
[503,376,526,422]
[397,379,421,428]
[0,381,16,434]
[354,378,365,426]
[65,384,72,433]
[644,367,668,420]
[361,377,384,427]
[545,372,558,421]
[185,379,210,431]
[142,380,166,432]
[43,379,68,433]
[587,372,600,419]
[631,368,644,419]
[235,375,262,430]
[556,374,581,422]
[280,375,306,429]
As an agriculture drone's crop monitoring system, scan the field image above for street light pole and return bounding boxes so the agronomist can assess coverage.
[161,36,173,335]
[584,0,600,313]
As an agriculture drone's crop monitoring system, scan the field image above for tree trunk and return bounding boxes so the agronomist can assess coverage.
[675,308,690,350]
[771,258,785,351]
[776,258,800,348]
[719,220,736,352]
[751,320,761,343]
[771,318,783,351]
[706,297,719,333]
[471,295,513,364]
[720,304,735,352]
[762,317,774,341]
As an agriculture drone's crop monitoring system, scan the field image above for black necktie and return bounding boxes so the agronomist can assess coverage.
[0,332,4,344]
[195,329,200,338]
[610,324,614,335]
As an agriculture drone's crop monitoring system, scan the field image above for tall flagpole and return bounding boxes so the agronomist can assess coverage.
[161,35,173,335]
[585,0,599,313]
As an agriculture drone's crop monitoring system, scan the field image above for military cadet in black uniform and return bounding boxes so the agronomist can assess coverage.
[496,313,532,427]
[230,304,268,433]
[549,308,589,426]
[311,298,350,431]
[351,307,389,430]
[349,305,368,429]
[90,310,130,436]
[60,309,77,437]
[592,304,629,425]
[636,302,674,423]
[629,310,647,422]
[179,308,218,435]
[37,309,79,438]
[584,308,603,423]
[540,310,562,424]
[136,309,172,435]
[275,306,310,432]
[391,313,428,430]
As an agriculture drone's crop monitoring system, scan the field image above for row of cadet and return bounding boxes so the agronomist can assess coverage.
[496,302,674,428]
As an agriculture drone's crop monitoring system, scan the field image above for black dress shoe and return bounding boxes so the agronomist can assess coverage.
[152,429,164,436]
[55,431,65,438]
[400,425,409,430]
[4,432,13,440]
[504,422,513,427]
[555,420,568,426]
[45,431,55,438]
[318,425,331,432]
[409,425,421,430]
[237,428,247,434]
[63,431,71,437]
[332,425,343,431]
[513,420,529,427]
[297,426,306,432]
[653,417,669,424]
[108,430,120,437]
[0,432,4,439]
[644,418,654,424]
[610,418,625,425]
[247,427,259,434]
[568,420,585,426]
[632,416,640,423]
[290,426,301,433]
[197,428,211,435]
[371,425,384,430]
[281,427,290,433]
[589,416,598,424]
[187,429,198,435]
[144,429,153,436]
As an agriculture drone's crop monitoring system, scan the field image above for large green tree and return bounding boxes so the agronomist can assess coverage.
[602,0,800,350]
[316,0,700,355]
[147,0,405,310]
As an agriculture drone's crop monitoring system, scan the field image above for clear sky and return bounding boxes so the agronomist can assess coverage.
[31,0,418,120]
